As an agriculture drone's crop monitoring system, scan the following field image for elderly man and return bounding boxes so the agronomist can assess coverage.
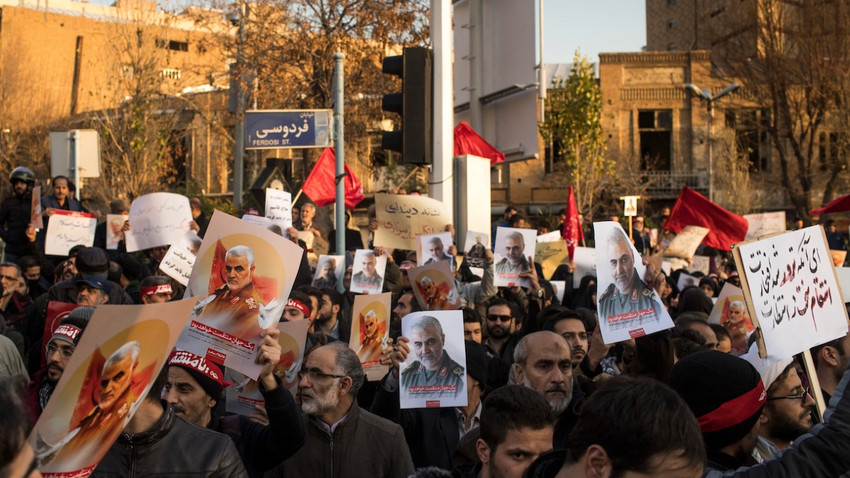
[267,342,414,477]
[419,275,453,311]
[724,300,751,355]
[495,232,529,279]
[357,310,384,363]
[352,251,383,290]
[424,237,452,265]
[400,315,465,397]
[198,245,267,338]
[75,276,110,306]
[598,227,656,325]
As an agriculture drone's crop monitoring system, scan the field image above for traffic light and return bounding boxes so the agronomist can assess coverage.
[381,47,432,165]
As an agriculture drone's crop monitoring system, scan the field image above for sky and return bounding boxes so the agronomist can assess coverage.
[540,0,646,65]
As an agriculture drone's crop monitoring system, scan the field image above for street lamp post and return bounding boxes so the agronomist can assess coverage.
[232,0,247,211]
[684,82,740,202]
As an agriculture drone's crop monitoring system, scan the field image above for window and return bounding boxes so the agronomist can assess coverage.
[667,43,678,51]
[667,19,677,29]
[727,109,770,172]
[161,68,182,80]
[156,39,189,52]
[638,110,673,171]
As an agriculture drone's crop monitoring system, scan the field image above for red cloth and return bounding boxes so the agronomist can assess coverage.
[562,185,584,260]
[453,121,505,166]
[301,148,365,210]
[663,186,748,251]
[810,194,850,215]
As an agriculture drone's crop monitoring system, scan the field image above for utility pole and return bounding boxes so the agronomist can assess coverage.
[233,0,247,211]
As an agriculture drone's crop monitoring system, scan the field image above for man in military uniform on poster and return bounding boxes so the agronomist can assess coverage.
[598,227,657,328]
[400,315,464,397]
[197,245,267,338]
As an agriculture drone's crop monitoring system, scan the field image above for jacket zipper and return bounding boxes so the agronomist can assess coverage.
[329,433,334,478]
[126,434,136,477]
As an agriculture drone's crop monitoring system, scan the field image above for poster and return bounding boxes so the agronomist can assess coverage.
[408,261,461,311]
[312,255,345,290]
[31,185,43,229]
[593,221,674,344]
[535,230,561,243]
[350,249,387,295]
[349,292,391,381]
[125,193,193,252]
[29,300,197,478]
[551,280,566,304]
[744,211,786,240]
[418,232,454,267]
[44,210,97,256]
[493,227,537,288]
[374,193,450,250]
[105,214,129,250]
[177,210,304,379]
[661,225,709,259]
[400,310,467,409]
[535,239,570,280]
[830,249,847,267]
[734,226,849,359]
[160,243,196,286]
[572,247,597,289]
[225,319,309,416]
[676,272,699,292]
[463,231,491,269]
[689,255,711,275]
[708,282,753,355]
[265,188,292,230]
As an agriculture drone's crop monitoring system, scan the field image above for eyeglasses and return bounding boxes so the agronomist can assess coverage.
[297,368,346,382]
[487,314,513,322]
[46,343,74,360]
[767,387,809,403]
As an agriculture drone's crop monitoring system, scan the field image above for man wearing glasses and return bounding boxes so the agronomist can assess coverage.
[267,342,414,478]
[483,297,521,367]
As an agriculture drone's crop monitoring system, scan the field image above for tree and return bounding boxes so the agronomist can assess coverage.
[539,52,614,220]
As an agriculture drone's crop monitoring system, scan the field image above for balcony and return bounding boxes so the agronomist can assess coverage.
[637,171,709,199]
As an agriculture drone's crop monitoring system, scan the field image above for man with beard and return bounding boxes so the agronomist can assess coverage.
[400,315,465,398]
[0,167,38,264]
[419,276,453,311]
[723,301,752,355]
[513,331,580,449]
[74,276,110,306]
[26,308,93,423]
[495,232,529,283]
[267,342,414,478]
[483,297,521,369]
[352,251,383,291]
[313,289,349,342]
[390,289,420,339]
[357,310,384,363]
[598,227,657,329]
[424,237,452,265]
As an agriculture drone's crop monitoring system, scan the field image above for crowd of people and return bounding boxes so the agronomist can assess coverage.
[1,167,850,478]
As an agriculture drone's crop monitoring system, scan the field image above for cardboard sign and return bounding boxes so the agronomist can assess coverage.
[743,211,786,240]
[44,210,96,256]
[349,292,392,381]
[535,240,570,280]
[400,310,467,409]
[733,225,849,359]
[265,188,292,230]
[374,194,449,250]
[661,225,709,259]
[160,243,196,286]
[125,193,192,252]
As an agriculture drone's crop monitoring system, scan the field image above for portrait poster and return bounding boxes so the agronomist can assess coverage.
[400,310,467,409]
[44,210,97,256]
[312,254,345,289]
[493,227,537,288]
[708,282,753,355]
[160,243,196,286]
[830,249,847,268]
[225,319,309,416]
[535,239,569,280]
[550,280,566,304]
[593,221,673,344]
[350,249,388,295]
[408,261,461,311]
[572,246,597,289]
[105,214,129,250]
[349,292,391,381]
[374,193,449,250]
[177,210,304,379]
[463,231,491,269]
[689,255,711,275]
[733,225,849,359]
[125,193,193,252]
[29,300,198,478]
[418,232,454,267]
[39,302,81,369]
[661,225,709,259]
[265,188,293,231]
[676,272,699,292]
[744,211,786,240]
[31,185,43,229]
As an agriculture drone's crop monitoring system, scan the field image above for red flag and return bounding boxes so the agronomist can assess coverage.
[562,185,584,260]
[663,186,748,251]
[453,121,505,166]
[810,194,850,215]
[301,148,365,210]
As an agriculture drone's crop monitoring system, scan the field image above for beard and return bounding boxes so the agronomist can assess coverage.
[542,383,571,414]
[768,408,813,443]
[300,384,340,416]
[488,324,511,339]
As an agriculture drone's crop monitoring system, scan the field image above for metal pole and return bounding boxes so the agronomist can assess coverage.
[233,0,246,212]
[70,130,80,200]
[333,52,345,293]
[707,101,713,202]
[538,0,546,123]
[469,0,483,130]
[429,0,454,222]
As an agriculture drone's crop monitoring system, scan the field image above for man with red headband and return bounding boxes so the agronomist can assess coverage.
[164,327,305,477]
[138,276,173,304]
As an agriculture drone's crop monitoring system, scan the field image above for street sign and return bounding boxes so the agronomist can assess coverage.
[245,110,333,150]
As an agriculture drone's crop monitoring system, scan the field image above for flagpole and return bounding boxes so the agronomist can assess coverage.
[333,52,346,294]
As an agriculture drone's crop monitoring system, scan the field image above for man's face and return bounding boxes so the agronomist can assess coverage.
[317,294,335,323]
[464,321,483,344]
[515,334,573,414]
[12,179,27,195]
[45,339,74,382]
[150,246,168,262]
[689,322,718,350]
[608,237,635,295]
[301,205,316,223]
[298,347,342,416]
[0,266,19,298]
[307,296,319,322]
[393,293,414,325]
[411,324,445,370]
[23,265,40,281]
[726,305,747,338]
[633,218,644,232]
[283,305,306,322]
[764,369,814,443]
[429,241,444,259]
[225,254,254,293]
[364,314,379,338]
[164,366,215,427]
[505,237,524,265]
[76,284,108,306]
[486,304,516,340]
[481,427,553,478]
[53,178,69,200]
[553,319,588,367]
[421,279,437,298]
[292,207,300,222]
[362,255,376,276]
[99,354,134,410]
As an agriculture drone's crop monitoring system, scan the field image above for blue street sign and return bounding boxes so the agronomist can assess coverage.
[245,110,333,149]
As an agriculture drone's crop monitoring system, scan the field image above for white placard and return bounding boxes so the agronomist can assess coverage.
[662,225,710,259]
[744,211,786,240]
[265,189,292,230]
[160,243,195,286]
[551,280,566,304]
[400,310,467,409]
[125,193,192,252]
[536,230,561,243]
[44,210,96,256]
[572,247,597,289]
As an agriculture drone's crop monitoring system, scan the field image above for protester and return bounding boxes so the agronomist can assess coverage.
[0,375,41,478]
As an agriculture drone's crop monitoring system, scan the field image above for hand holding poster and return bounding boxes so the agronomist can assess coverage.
[408,261,461,311]
[29,300,198,477]
[44,210,97,256]
[374,193,449,250]
[733,225,849,359]
[593,222,674,344]
[493,227,537,288]
[125,193,192,252]
[31,185,43,229]
[350,292,392,381]
[350,249,387,294]
[400,311,466,409]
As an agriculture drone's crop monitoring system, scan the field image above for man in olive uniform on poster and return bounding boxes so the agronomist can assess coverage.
[401,315,464,397]
[598,227,658,331]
